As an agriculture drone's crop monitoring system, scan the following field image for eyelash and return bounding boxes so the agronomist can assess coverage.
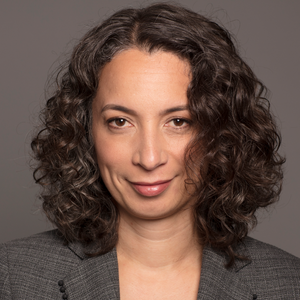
[107,117,191,129]
[166,118,191,128]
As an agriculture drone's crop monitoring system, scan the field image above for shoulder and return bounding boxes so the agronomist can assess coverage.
[0,229,75,263]
[1,229,65,248]
[243,236,300,269]
[0,229,81,270]
[238,237,300,296]
[0,231,119,299]
[0,230,81,299]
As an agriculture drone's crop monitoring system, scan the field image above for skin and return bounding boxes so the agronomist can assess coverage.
[92,48,202,300]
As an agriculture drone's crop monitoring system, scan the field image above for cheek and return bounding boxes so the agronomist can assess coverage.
[169,136,190,163]
[94,136,129,178]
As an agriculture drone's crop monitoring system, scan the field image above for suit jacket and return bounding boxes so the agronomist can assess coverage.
[0,230,299,299]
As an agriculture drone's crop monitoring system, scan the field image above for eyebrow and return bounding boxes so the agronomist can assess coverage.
[101,104,188,115]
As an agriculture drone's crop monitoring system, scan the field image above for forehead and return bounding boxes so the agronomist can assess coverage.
[103,48,190,73]
[95,48,191,109]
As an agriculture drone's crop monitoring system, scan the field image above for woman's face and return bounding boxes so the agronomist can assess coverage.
[92,48,195,220]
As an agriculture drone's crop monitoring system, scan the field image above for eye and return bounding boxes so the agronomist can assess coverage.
[172,118,186,126]
[108,118,132,128]
[167,118,190,128]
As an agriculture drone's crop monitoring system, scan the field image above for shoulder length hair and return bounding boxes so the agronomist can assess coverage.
[31,3,285,267]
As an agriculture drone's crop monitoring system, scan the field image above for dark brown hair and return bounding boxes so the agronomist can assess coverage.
[31,3,285,267]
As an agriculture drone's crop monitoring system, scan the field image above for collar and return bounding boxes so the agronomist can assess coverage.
[198,244,254,299]
[65,240,254,299]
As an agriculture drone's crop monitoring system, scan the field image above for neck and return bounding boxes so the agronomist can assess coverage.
[116,207,202,270]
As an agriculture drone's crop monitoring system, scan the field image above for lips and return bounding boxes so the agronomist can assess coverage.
[130,180,172,197]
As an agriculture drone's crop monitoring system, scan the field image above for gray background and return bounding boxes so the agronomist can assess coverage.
[1,0,299,257]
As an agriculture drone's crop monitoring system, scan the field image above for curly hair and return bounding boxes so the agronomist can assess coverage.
[31,3,285,267]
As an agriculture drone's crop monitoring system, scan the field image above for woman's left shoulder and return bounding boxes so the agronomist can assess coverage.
[243,236,300,267]
[238,237,300,295]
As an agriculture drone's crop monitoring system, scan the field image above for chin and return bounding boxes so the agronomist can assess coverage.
[118,195,193,221]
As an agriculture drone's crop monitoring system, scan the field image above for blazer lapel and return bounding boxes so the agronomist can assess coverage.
[61,241,254,300]
[62,245,120,300]
[197,246,254,300]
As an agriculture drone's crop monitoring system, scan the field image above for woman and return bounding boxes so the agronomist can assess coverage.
[1,3,299,299]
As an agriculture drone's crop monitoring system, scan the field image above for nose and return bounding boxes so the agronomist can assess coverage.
[132,128,168,171]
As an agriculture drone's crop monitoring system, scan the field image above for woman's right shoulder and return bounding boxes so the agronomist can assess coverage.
[0,230,83,299]
[0,230,66,254]
[0,229,82,263]
[0,229,84,271]
[0,230,77,267]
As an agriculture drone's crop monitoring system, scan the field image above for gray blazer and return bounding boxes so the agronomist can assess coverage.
[1,230,299,299]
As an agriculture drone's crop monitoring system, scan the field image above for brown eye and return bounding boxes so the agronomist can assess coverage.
[172,118,185,126]
[108,118,133,129]
[114,118,126,127]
